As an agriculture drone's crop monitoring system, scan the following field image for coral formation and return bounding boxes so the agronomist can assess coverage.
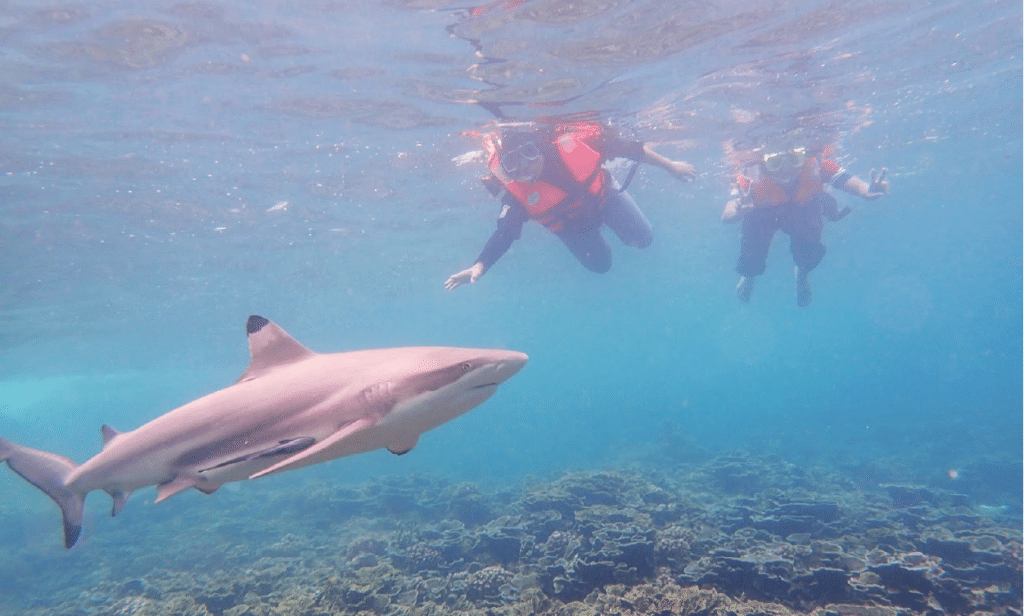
[0,453,1019,616]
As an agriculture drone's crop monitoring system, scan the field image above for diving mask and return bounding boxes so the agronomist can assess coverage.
[500,141,541,175]
[762,147,806,172]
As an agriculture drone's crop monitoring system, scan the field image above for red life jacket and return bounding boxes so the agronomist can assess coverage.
[487,123,606,232]
[738,157,826,207]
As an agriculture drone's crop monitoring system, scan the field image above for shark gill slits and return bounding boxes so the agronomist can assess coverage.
[246,315,270,335]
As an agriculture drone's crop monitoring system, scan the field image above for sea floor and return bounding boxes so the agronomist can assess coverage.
[1,452,1020,616]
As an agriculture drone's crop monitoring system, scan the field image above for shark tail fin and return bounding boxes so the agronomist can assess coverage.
[0,437,86,549]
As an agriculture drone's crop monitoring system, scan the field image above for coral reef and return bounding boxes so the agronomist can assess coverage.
[0,453,1019,616]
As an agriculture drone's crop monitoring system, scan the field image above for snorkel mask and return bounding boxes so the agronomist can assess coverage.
[500,140,541,175]
[762,147,807,172]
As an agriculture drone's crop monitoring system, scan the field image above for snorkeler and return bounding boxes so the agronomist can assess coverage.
[721,138,889,307]
[444,120,696,289]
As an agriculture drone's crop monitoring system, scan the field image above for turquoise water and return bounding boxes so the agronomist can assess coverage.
[0,0,1020,612]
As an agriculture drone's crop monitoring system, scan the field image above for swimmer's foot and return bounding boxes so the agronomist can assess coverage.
[795,266,812,307]
[736,276,754,302]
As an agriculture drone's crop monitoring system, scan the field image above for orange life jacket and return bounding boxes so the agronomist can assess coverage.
[738,157,826,208]
[487,123,606,232]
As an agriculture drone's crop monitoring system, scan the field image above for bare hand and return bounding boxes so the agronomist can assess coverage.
[668,160,697,182]
[865,168,889,199]
[444,262,485,290]
[721,199,744,223]
[641,144,696,182]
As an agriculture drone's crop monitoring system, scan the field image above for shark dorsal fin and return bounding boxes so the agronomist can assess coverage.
[237,315,317,382]
[101,425,122,449]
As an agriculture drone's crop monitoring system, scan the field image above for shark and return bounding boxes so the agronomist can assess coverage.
[0,315,528,548]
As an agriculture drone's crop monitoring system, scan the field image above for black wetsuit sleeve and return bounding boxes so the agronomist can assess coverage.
[475,191,530,271]
[596,130,645,162]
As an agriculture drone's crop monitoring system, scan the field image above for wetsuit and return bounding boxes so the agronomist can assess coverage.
[475,127,653,274]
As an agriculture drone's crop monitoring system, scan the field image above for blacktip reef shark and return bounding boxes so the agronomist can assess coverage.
[0,315,528,548]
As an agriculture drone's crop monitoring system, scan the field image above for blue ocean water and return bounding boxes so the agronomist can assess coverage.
[0,0,1020,613]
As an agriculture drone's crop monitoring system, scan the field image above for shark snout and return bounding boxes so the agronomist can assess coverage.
[467,351,528,390]
[491,351,528,383]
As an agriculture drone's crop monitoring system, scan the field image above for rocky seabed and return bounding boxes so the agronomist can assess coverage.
[1,454,1019,616]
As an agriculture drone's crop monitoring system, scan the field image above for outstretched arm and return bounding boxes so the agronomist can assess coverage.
[839,167,889,200]
[641,143,697,181]
[444,199,529,291]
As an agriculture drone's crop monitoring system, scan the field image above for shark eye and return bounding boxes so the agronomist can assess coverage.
[460,362,473,372]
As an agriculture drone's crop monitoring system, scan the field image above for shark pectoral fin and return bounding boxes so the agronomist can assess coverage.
[387,434,419,455]
[249,418,375,480]
[255,437,317,460]
[198,437,317,473]
[155,475,202,503]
